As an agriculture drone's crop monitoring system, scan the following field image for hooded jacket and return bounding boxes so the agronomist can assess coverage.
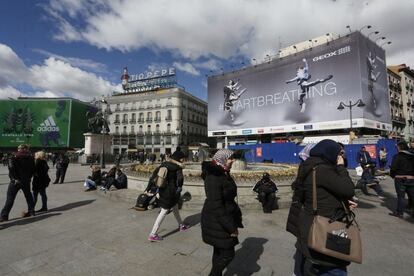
[390,150,414,178]
[201,161,243,249]
[157,158,184,209]
[9,150,35,185]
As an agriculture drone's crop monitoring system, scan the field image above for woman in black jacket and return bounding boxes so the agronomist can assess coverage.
[293,140,356,276]
[201,149,243,276]
[32,151,50,212]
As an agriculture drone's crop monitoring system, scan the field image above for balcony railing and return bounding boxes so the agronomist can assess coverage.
[114,120,121,125]
[164,130,174,135]
[153,130,161,135]
[122,119,128,124]
[154,117,161,122]
[155,104,162,108]
[136,131,144,136]
[165,102,173,107]
[145,131,152,135]
[146,118,153,123]
[165,116,172,121]
[138,118,145,123]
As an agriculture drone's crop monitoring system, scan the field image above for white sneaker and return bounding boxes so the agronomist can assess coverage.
[300,103,306,113]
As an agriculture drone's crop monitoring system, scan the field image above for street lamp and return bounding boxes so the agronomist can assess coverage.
[367,31,380,39]
[100,99,111,168]
[381,41,392,47]
[375,36,386,43]
[337,99,366,131]
[359,25,372,32]
[346,25,352,33]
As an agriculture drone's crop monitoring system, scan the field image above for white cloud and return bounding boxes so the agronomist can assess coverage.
[45,0,414,67]
[0,43,119,101]
[173,62,200,76]
[0,86,24,99]
[32,48,107,73]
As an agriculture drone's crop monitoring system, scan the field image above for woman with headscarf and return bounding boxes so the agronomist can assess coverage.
[292,139,356,276]
[201,149,243,276]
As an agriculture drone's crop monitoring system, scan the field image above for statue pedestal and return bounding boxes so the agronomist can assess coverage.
[84,133,111,155]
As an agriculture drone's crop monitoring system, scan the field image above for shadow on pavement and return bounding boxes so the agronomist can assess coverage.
[184,212,201,227]
[0,213,61,230]
[225,237,268,276]
[162,212,201,239]
[48,199,96,212]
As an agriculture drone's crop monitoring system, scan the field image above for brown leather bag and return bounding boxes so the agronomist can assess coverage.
[308,167,363,264]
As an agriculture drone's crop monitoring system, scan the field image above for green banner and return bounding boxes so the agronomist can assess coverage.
[0,100,70,148]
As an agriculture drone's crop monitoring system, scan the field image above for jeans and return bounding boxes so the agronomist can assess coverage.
[1,181,35,219]
[395,178,414,214]
[84,179,96,189]
[209,247,235,276]
[55,168,67,183]
[33,189,47,210]
[150,205,183,235]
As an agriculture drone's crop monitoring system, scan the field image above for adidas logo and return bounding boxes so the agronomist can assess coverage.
[37,116,60,132]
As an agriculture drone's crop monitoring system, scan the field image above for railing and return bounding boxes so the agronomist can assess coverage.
[165,116,172,121]
[138,119,145,123]
[114,120,121,125]
[129,119,136,123]
[136,131,144,136]
[154,117,161,122]
[122,120,128,124]
[146,118,153,123]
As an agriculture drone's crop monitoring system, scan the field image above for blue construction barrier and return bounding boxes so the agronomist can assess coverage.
[229,139,398,169]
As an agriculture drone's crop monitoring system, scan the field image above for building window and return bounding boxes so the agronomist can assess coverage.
[115,114,120,121]
[115,126,119,133]
[156,124,160,133]
[131,126,135,133]
[132,113,136,120]
[123,126,127,133]
[167,123,171,132]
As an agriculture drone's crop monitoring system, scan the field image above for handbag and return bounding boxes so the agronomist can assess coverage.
[308,167,363,264]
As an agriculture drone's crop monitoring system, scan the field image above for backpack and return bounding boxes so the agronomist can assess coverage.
[155,166,168,188]
[134,193,151,211]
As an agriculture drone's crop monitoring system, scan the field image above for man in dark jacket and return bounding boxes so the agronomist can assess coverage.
[148,150,189,241]
[53,153,69,184]
[293,139,355,275]
[0,144,36,222]
[389,141,414,218]
[253,173,278,213]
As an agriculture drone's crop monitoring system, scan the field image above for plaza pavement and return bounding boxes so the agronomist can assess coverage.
[0,163,413,276]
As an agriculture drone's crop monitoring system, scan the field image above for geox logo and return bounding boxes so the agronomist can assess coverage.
[312,45,351,62]
[37,116,60,132]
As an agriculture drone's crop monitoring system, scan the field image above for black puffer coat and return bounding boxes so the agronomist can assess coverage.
[201,161,243,249]
[296,156,355,267]
[157,160,184,209]
[32,159,50,191]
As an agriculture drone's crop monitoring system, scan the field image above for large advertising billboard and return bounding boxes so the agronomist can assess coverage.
[208,32,391,136]
[0,99,70,148]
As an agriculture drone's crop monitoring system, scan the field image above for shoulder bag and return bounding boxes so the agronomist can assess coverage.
[308,167,363,264]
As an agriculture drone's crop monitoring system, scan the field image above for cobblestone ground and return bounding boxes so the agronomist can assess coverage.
[0,164,413,275]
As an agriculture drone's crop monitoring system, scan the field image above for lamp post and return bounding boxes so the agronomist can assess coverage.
[100,99,111,169]
[381,41,392,47]
[375,36,386,43]
[337,99,366,131]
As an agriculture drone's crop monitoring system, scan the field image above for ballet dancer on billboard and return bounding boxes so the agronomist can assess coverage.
[286,58,333,113]
[367,51,381,109]
[223,80,247,121]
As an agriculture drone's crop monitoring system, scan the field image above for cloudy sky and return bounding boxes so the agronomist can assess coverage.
[0,0,413,101]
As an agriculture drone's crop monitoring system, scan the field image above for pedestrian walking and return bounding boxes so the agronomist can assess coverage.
[291,139,356,275]
[0,144,36,222]
[201,149,243,276]
[32,151,51,212]
[53,153,69,184]
[389,141,414,218]
[148,150,189,242]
